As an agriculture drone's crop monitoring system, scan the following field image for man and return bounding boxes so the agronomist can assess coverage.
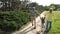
[30,7,37,29]
[45,8,54,31]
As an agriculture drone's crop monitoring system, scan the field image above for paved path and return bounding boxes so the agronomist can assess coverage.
[12,11,46,34]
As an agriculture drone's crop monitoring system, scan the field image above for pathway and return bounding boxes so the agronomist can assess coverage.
[12,11,46,34]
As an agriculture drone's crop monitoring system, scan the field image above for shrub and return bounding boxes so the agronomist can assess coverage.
[0,10,43,33]
[0,10,30,32]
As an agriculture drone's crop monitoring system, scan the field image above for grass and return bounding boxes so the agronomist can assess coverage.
[46,11,60,34]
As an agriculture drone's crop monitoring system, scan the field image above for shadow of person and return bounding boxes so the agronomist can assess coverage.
[18,26,34,34]
[43,27,51,34]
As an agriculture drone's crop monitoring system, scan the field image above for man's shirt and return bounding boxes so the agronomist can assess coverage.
[30,10,37,16]
[45,12,54,21]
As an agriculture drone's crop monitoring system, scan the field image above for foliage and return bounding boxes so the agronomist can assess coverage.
[0,10,30,32]
[48,5,55,10]
[0,10,42,33]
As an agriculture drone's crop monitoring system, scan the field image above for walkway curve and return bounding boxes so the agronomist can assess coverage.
[12,11,46,34]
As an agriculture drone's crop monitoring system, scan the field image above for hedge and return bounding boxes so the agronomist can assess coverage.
[0,10,43,33]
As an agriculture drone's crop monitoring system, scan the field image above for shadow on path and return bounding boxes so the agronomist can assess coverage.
[43,28,51,34]
[18,26,34,34]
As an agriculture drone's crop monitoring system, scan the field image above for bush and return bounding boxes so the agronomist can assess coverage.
[0,10,43,33]
[0,10,30,32]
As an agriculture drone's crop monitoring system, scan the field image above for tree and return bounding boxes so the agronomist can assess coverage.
[44,6,49,11]
[48,5,55,10]
[38,5,45,10]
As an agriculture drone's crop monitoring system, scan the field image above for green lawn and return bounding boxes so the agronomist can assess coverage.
[46,11,60,34]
